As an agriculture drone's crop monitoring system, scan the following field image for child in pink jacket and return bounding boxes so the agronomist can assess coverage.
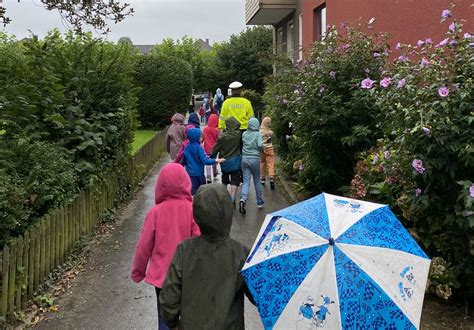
[174,124,194,164]
[131,163,200,329]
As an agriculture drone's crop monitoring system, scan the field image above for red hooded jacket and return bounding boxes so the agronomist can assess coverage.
[203,114,220,155]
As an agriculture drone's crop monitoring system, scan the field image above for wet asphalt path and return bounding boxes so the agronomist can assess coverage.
[36,156,290,329]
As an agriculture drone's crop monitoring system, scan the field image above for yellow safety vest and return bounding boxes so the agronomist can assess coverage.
[218,97,254,130]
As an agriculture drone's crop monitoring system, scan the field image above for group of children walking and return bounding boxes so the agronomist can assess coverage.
[134,111,275,329]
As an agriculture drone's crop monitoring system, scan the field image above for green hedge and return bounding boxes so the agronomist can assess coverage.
[0,30,138,246]
[135,54,193,129]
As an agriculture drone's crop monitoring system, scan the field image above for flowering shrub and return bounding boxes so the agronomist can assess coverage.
[265,22,389,192]
[351,13,474,299]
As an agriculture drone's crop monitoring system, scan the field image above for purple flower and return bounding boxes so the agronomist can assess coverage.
[395,42,401,50]
[441,9,452,20]
[465,211,474,217]
[397,78,406,88]
[329,71,336,79]
[372,154,379,164]
[449,22,456,32]
[438,86,449,97]
[373,52,381,58]
[298,164,305,172]
[464,33,472,39]
[470,43,474,48]
[470,184,474,198]
[417,40,424,47]
[420,58,430,67]
[384,150,390,159]
[436,38,450,48]
[282,98,289,105]
[319,86,325,94]
[361,78,375,89]
[422,127,431,136]
[449,40,457,47]
[380,77,391,88]
[425,38,433,44]
[415,188,422,197]
[342,44,350,52]
[364,68,370,74]
[412,159,426,174]
[398,55,409,62]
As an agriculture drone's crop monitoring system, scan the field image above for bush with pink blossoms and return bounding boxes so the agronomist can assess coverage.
[354,12,474,299]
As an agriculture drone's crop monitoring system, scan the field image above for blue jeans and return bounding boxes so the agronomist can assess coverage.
[240,158,264,205]
[155,287,169,330]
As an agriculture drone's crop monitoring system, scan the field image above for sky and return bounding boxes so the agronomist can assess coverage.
[1,0,248,44]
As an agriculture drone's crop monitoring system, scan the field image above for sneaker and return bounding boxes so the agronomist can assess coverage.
[260,177,266,185]
[232,201,236,209]
[270,177,275,190]
[257,202,265,209]
[239,200,246,214]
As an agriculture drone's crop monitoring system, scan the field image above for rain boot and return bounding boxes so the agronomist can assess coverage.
[270,177,275,190]
[260,177,266,185]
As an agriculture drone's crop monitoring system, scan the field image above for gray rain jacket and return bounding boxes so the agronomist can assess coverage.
[159,184,251,330]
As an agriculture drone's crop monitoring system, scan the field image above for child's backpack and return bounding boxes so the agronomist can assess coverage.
[216,95,223,109]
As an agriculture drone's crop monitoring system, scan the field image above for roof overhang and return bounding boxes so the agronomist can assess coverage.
[245,0,296,25]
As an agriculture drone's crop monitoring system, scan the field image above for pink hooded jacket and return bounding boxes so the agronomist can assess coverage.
[131,163,200,288]
[174,124,194,164]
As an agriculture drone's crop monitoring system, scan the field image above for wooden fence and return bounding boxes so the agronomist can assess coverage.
[0,129,167,321]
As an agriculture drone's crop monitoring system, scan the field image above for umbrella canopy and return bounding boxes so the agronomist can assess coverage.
[241,193,430,329]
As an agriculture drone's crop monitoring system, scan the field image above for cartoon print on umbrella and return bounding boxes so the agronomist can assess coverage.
[297,295,335,328]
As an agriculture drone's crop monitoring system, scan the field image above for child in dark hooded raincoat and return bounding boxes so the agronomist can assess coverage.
[160,184,254,330]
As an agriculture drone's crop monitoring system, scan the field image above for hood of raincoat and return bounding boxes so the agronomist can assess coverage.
[208,114,219,128]
[184,124,194,138]
[155,163,192,205]
[171,113,185,125]
[216,88,223,97]
[188,112,200,128]
[187,128,201,144]
[225,116,241,133]
[193,184,232,240]
[247,117,260,131]
[260,117,271,132]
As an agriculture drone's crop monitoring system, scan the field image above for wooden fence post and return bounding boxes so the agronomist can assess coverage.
[7,239,17,317]
[1,246,9,319]
[15,237,24,312]
[22,231,30,308]
[27,229,35,299]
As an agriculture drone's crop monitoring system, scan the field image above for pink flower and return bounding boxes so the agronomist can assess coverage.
[395,42,401,50]
[420,58,430,67]
[470,184,474,198]
[449,22,456,32]
[384,150,390,159]
[436,38,450,48]
[342,44,350,52]
[398,55,409,62]
[373,52,381,58]
[361,78,375,89]
[441,9,452,20]
[329,71,336,79]
[415,188,422,197]
[412,159,425,174]
[464,33,472,39]
[380,77,391,88]
[425,38,433,44]
[397,79,406,88]
[438,86,449,97]
[417,40,424,47]
[422,127,431,137]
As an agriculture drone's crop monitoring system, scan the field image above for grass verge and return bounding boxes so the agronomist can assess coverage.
[131,130,157,155]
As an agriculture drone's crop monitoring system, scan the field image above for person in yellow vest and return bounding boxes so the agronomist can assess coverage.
[218,81,254,131]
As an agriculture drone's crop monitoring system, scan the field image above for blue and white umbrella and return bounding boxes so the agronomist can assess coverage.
[242,193,431,329]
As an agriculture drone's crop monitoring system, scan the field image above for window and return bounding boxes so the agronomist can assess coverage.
[313,4,327,42]
[277,27,284,54]
[298,14,303,61]
[287,21,294,60]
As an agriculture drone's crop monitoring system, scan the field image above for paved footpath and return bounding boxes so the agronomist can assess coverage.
[36,157,290,329]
